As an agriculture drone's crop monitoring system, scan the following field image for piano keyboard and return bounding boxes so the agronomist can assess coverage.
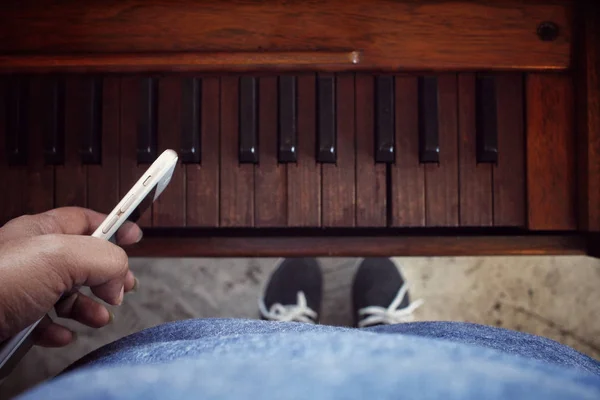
[0,73,525,229]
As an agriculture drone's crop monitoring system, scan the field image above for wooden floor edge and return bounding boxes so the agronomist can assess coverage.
[125,235,588,257]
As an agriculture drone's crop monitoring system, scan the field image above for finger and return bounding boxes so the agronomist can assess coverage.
[55,291,113,328]
[124,270,137,293]
[90,280,124,306]
[32,315,75,348]
[114,221,143,246]
[0,207,107,239]
[17,234,130,305]
[0,207,142,246]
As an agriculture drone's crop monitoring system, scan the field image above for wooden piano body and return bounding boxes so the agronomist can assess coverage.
[0,0,598,257]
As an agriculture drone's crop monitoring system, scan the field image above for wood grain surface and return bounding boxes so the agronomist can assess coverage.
[0,52,360,73]
[186,76,220,227]
[425,74,459,227]
[0,78,25,224]
[458,73,493,226]
[494,73,525,227]
[219,76,254,227]
[153,76,186,227]
[391,75,425,227]
[0,0,571,71]
[322,74,356,227]
[255,76,287,227]
[25,77,55,215]
[120,77,153,227]
[287,74,321,227]
[527,73,576,230]
[355,74,386,227]
[87,77,120,215]
[126,233,587,257]
[55,76,87,208]
[577,2,600,232]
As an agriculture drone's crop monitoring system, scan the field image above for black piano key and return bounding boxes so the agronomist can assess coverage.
[239,76,258,164]
[476,75,498,164]
[278,75,297,163]
[44,77,65,165]
[317,75,336,163]
[418,76,440,164]
[375,75,395,163]
[181,77,202,164]
[6,77,28,165]
[80,77,103,165]
[137,77,158,164]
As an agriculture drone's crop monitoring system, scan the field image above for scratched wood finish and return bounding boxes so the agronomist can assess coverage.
[322,74,356,227]
[255,76,287,226]
[153,76,186,226]
[577,2,600,232]
[425,74,459,227]
[55,76,87,208]
[287,74,320,227]
[355,74,386,227]
[0,78,25,224]
[126,234,587,258]
[86,77,120,215]
[120,77,152,227]
[220,76,254,227]
[494,73,525,227]
[0,0,571,71]
[25,77,54,214]
[391,75,425,227]
[186,76,219,227]
[458,73,492,226]
[0,52,360,73]
[527,74,576,230]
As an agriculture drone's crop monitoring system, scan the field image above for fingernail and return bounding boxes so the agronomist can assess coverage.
[108,311,115,324]
[117,286,124,305]
[136,230,144,243]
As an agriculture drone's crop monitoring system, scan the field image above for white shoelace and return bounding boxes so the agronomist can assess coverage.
[259,291,318,324]
[358,283,424,328]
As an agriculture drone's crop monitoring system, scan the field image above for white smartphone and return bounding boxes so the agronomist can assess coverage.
[0,149,179,384]
[92,149,179,240]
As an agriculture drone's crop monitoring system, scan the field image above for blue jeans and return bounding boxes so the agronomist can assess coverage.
[18,319,600,400]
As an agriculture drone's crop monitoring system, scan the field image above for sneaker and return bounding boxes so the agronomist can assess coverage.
[352,258,423,328]
[259,258,322,324]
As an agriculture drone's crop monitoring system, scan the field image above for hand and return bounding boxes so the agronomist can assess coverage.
[0,207,142,347]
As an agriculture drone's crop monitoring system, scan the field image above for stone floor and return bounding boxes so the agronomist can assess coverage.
[2,256,600,399]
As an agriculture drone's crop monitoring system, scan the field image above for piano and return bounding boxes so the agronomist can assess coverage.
[0,0,598,257]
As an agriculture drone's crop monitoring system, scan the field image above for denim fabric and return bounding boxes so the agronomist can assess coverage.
[18,319,600,400]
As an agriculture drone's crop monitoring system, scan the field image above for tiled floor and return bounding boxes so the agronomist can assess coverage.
[2,256,599,398]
